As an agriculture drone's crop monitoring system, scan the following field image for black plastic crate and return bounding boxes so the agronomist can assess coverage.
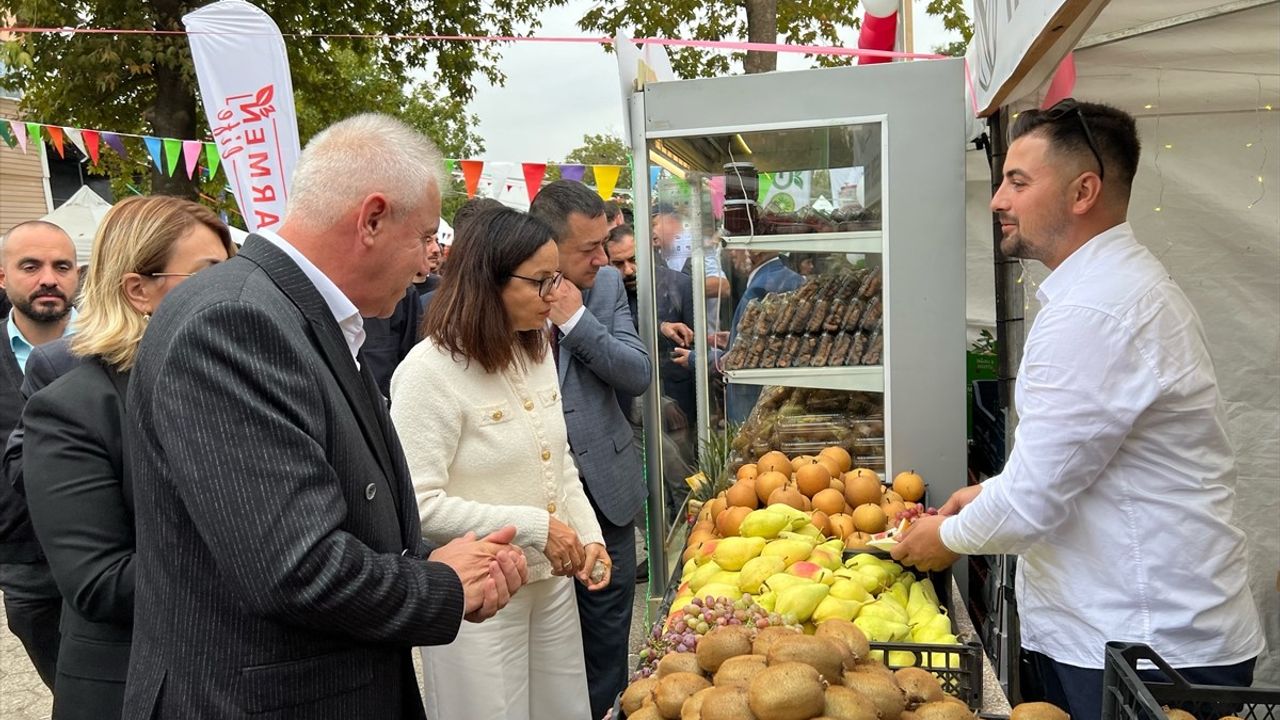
[869,638,985,710]
[1102,642,1280,720]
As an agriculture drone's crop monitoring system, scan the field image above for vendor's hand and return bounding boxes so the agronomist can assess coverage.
[545,516,585,577]
[548,279,584,326]
[672,347,690,367]
[661,321,695,347]
[709,331,730,349]
[939,484,983,516]
[890,515,960,573]
[577,542,612,591]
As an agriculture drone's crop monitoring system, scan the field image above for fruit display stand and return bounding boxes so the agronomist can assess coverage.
[1101,643,1280,720]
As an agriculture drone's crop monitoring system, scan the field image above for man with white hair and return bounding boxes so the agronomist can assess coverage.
[123,114,528,720]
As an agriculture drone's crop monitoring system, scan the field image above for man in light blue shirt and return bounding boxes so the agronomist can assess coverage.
[0,219,80,690]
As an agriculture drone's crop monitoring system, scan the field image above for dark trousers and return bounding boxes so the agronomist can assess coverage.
[1029,650,1257,720]
[3,587,62,689]
[576,514,635,720]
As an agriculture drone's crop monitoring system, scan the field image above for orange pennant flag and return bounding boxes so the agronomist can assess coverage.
[592,165,621,201]
[460,160,485,198]
[45,126,66,158]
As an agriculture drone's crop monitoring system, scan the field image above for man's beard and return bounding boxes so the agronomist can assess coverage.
[12,290,71,324]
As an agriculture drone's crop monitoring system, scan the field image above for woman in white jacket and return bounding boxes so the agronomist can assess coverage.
[390,205,608,720]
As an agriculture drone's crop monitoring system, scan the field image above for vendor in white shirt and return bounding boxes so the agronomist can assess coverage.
[892,99,1263,720]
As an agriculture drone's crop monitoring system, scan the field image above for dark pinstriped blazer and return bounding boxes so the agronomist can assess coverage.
[123,236,464,720]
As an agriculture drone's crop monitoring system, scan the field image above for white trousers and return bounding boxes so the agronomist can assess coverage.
[421,576,593,720]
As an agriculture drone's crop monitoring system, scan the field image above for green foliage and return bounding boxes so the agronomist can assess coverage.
[0,0,550,217]
[578,0,972,78]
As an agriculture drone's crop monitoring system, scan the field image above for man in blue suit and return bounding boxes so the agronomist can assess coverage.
[530,182,651,719]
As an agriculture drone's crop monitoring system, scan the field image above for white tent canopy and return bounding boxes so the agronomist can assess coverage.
[964,0,1280,684]
[39,186,112,265]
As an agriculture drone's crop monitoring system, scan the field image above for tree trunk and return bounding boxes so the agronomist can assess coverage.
[145,0,198,199]
[743,0,779,74]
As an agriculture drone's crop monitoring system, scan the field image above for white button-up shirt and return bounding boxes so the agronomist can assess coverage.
[942,222,1263,669]
[256,229,365,369]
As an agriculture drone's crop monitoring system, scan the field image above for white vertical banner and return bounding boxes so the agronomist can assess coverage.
[184,0,300,232]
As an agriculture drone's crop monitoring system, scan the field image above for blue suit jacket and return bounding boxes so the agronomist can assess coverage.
[557,266,652,526]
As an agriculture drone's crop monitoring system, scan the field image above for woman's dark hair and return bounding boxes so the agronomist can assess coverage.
[422,206,554,373]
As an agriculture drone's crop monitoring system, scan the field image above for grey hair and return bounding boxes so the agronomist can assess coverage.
[529,179,606,243]
[285,113,445,230]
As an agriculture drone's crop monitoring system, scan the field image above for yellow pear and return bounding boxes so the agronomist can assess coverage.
[711,536,767,571]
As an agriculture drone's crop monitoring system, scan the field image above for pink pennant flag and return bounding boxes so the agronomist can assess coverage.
[182,140,203,179]
[10,120,27,153]
[522,162,547,203]
[560,164,586,183]
[1041,53,1077,109]
[82,130,101,165]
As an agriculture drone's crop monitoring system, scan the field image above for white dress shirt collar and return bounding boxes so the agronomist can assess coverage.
[1038,221,1134,305]
[255,229,366,368]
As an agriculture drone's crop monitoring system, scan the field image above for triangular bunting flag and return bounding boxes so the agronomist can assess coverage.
[592,165,621,200]
[182,140,203,179]
[560,164,586,183]
[0,122,13,149]
[82,130,101,165]
[759,171,774,199]
[459,160,484,198]
[521,162,547,203]
[163,138,182,176]
[26,123,43,154]
[45,126,65,157]
[102,132,128,160]
[204,143,221,178]
[10,121,27,153]
[143,136,164,171]
[649,166,661,189]
[445,158,456,175]
[63,127,87,158]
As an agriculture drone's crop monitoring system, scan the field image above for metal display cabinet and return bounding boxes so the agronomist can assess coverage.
[629,59,968,606]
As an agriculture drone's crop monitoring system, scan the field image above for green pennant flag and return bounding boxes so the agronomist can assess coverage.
[759,171,774,199]
[204,143,221,178]
[163,138,182,176]
[26,123,42,152]
[0,122,13,148]
[445,158,456,175]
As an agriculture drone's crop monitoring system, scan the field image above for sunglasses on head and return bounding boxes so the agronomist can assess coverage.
[1043,98,1105,182]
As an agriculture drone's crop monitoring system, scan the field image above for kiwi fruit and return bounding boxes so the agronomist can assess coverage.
[767,634,846,684]
[915,700,976,720]
[747,662,826,720]
[658,652,705,678]
[697,625,755,673]
[622,676,659,715]
[1011,702,1070,720]
[824,685,881,720]
[848,658,897,682]
[842,671,907,720]
[714,654,768,688]
[629,704,665,720]
[1163,709,1196,720]
[895,667,945,704]
[681,686,717,720]
[700,686,758,720]
[753,625,803,657]
[655,672,713,719]
[815,619,871,662]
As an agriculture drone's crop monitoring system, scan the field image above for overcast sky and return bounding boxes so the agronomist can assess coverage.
[465,2,964,162]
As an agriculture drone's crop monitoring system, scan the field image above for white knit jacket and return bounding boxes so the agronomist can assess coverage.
[389,338,605,584]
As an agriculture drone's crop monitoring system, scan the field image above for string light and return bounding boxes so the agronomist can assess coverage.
[1144,104,1154,109]
[1164,144,1173,149]
[1247,78,1269,210]
[1152,69,1167,217]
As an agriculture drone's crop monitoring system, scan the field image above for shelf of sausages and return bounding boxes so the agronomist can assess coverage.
[722,266,884,371]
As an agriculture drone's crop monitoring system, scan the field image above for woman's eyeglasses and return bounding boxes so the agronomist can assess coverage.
[143,272,197,279]
[1044,98,1105,182]
[508,271,564,298]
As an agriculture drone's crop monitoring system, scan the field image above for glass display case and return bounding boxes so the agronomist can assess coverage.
[628,60,968,603]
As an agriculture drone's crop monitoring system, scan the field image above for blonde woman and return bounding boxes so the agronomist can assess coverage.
[21,195,232,720]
